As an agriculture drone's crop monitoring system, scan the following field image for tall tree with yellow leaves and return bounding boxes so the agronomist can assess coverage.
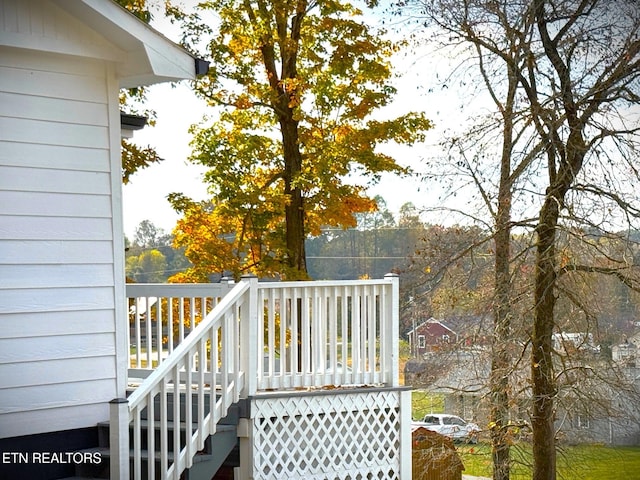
[169,0,432,280]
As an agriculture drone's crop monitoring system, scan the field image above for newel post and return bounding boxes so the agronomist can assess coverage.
[238,275,258,480]
[109,397,129,480]
[240,274,259,396]
[384,273,400,387]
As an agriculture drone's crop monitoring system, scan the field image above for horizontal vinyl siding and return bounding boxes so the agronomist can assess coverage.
[0,378,116,414]
[1,310,115,339]
[1,403,110,440]
[0,0,125,63]
[0,264,114,289]
[0,287,115,314]
[0,216,113,240]
[0,333,115,370]
[0,116,109,148]
[0,165,111,195]
[0,141,110,172]
[0,90,108,125]
[0,53,111,103]
[0,356,116,390]
[0,47,118,437]
[0,240,114,264]
[0,191,112,217]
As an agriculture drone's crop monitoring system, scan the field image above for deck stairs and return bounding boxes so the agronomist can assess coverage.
[60,390,243,480]
[59,278,253,480]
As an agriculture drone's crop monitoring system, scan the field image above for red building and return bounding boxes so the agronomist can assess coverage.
[407,318,458,356]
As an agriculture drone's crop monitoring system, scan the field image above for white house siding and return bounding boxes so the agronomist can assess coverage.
[0,39,121,438]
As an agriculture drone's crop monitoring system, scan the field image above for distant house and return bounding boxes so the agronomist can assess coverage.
[426,350,492,423]
[612,342,638,365]
[612,331,640,366]
[557,370,640,446]
[552,332,599,355]
[407,318,458,356]
[421,348,640,447]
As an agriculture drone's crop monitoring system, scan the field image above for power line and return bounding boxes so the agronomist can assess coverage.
[307,256,408,259]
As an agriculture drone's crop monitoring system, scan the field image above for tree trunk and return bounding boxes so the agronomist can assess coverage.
[256,2,309,280]
[280,3,308,280]
[531,194,559,480]
[490,139,514,480]
[489,60,518,480]
[281,117,307,278]
[491,218,512,480]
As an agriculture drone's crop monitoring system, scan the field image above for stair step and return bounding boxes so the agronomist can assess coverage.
[58,478,99,480]
[88,426,236,459]
[97,420,235,450]
[58,477,101,480]
[77,446,214,467]
[96,418,236,458]
[74,400,244,479]
[98,419,237,431]
[67,446,217,480]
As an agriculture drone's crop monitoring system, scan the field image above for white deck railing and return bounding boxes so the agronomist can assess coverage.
[111,274,399,480]
[126,281,236,375]
[257,277,400,389]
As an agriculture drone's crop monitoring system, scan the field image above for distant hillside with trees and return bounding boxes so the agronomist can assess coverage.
[125,220,190,283]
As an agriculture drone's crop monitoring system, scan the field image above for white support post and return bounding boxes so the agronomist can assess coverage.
[399,389,412,479]
[384,273,400,387]
[236,418,253,480]
[240,275,259,397]
[109,398,129,480]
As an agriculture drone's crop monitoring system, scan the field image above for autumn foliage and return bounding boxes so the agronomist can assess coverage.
[169,0,432,280]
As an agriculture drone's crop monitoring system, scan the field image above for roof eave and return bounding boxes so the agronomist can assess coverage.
[53,0,206,86]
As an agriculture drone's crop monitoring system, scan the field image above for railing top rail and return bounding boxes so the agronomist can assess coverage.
[126,282,235,296]
[126,280,250,408]
[125,275,398,296]
[257,276,396,290]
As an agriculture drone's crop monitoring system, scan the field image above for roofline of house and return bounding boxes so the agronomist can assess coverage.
[52,0,209,86]
[407,317,457,336]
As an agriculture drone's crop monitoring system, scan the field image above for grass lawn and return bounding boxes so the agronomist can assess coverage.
[411,389,445,420]
[458,442,640,480]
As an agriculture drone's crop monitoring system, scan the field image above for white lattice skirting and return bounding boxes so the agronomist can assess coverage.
[248,388,410,479]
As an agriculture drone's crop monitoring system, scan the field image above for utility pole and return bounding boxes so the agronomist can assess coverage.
[409,296,417,358]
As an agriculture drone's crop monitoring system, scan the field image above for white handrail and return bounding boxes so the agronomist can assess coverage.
[126,281,235,371]
[115,280,252,480]
[127,282,248,405]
